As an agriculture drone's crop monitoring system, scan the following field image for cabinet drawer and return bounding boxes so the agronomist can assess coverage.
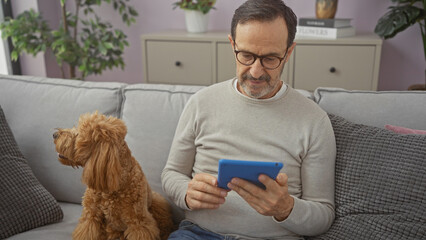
[146,41,212,85]
[293,45,376,91]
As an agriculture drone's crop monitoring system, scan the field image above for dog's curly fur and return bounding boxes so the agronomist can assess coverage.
[53,112,175,240]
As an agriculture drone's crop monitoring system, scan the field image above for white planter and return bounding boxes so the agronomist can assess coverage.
[184,10,209,33]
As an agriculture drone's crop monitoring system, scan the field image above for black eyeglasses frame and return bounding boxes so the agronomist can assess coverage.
[233,43,289,70]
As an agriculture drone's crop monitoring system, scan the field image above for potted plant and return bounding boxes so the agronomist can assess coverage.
[374,0,426,90]
[0,0,138,80]
[173,0,216,33]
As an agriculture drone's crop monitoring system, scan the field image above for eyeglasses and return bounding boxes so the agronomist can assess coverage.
[234,43,288,70]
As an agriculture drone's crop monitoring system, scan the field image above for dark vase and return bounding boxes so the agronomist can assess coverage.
[315,0,338,19]
[407,69,426,90]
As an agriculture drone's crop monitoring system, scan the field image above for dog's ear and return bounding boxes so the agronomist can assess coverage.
[82,140,122,192]
[76,112,127,192]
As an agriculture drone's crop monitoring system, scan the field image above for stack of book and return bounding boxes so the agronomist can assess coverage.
[296,18,355,39]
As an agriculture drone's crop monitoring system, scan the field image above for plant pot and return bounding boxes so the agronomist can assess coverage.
[316,0,338,19]
[185,10,209,33]
[408,84,426,91]
[408,69,426,90]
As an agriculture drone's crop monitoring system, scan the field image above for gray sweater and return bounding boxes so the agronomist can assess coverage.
[161,79,336,239]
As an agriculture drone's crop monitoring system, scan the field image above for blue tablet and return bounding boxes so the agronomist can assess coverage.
[217,159,283,190]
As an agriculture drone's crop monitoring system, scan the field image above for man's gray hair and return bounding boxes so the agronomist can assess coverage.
[231,0,297,48]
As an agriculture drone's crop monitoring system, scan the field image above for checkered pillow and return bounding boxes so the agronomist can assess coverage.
[0,106,63,238]
[309,114,426,240]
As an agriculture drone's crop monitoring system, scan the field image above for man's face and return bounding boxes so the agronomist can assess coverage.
[229,17,295,99]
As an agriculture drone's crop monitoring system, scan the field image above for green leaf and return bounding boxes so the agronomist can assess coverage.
[122,13,128,23]
[79,64,86,72]
[375,5,423,39]
[52,31,62,37]
[104,42,114,49]
[98,44,107,55]
[11,51,18,61]
[129,7,138,16]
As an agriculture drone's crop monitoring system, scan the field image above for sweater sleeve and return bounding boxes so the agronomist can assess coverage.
[275,114,336,236]
[161,97,197,211]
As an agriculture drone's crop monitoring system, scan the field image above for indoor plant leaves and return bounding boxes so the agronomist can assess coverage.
[375,5,422,39]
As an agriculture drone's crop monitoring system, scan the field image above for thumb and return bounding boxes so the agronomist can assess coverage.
[276,173,288,187]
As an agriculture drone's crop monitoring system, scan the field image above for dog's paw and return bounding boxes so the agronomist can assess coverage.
[124,224,160,240]
[73,219,106,240]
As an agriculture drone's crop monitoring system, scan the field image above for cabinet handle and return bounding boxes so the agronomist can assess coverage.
[329,67,336,73]
[175,61,182,67]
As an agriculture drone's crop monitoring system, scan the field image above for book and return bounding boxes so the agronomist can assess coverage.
[296,26,356,39]
[298,18,352,28]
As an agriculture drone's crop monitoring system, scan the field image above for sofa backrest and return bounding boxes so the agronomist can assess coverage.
[0,75,126,203]
[2,74,425,216]
[315,88,426,130]
[121,84,204,220]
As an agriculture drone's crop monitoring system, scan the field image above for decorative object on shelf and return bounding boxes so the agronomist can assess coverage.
[0,0,138,80]
[173,0,216,33]
[375,0,426,90]
[297,17,355,39]
[315,0,338,19]
[298,17,351,28]
[296,25,355,39]
[184,9,209,33]
[296,17,356,39]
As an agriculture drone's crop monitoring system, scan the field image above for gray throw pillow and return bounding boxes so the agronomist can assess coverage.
[0,106,63,238]
[309,114,426,240]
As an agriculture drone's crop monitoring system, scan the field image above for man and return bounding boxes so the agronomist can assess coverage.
[161,0,336,239]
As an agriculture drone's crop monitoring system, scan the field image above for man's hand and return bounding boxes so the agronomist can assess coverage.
[227,173,294,221]
[185,173,228,210]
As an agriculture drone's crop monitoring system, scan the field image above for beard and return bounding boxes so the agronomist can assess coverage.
[239,72,277,99]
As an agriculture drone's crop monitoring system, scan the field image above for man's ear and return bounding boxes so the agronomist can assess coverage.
[228,34,235,50]
[285,42,296,63]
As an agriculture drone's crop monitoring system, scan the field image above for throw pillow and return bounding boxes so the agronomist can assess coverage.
[385,124,426,135]
[309,114,426,240]
[0,106,63,239]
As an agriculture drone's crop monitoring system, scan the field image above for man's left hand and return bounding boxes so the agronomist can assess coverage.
[227,173,294,221]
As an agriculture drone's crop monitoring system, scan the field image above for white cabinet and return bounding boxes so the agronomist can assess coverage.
[142,31,382,90]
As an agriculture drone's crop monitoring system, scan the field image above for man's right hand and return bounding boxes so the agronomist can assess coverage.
[185,173,228,210]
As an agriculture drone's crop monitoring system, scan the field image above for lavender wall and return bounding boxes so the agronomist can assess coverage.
[12,0,425,90]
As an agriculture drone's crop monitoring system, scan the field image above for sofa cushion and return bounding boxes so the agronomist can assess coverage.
[310,114,426,239]
[0,74,126,204]
[0,106,63,239]
[6,202,82,240]
[121,83,204,223]
[314,88,426,130]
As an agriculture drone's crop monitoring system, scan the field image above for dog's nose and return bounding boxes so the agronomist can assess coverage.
[53,132,59,139]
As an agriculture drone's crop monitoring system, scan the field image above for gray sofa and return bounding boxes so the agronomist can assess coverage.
[1,74,425,239]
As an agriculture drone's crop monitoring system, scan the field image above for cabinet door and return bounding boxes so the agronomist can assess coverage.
[146,41,212,85]
[217,42,236,82]
[293,45,376,91]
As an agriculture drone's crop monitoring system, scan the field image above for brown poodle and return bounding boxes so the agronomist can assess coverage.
[53,112,174,240]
